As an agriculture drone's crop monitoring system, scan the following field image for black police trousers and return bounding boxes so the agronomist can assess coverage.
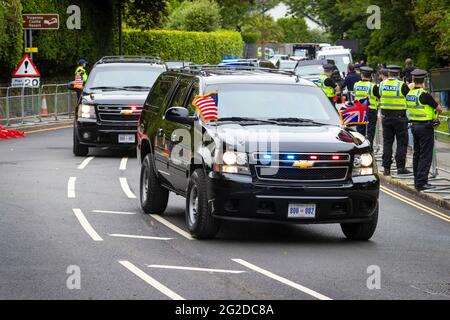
[411,122,434,187]
[357,109,378,146]
[381,116,408,169]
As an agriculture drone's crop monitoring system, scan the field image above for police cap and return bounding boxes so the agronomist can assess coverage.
[323,63,334,71]
[354,63,361,69]
[380,68,389,76]
[387,64,401,73]
[78,59,88,65]
[410,68,427,79]
[360,66,374,73]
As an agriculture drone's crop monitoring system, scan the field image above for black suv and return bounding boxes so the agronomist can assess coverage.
[137,66,379,240]
[73,56,166,156]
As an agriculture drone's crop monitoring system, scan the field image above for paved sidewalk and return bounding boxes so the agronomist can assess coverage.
[4,115,73,132]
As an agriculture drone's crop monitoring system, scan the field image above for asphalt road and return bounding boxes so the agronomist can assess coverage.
[0,127,449,300]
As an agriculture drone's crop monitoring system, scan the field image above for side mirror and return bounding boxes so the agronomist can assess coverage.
[164,107,195,126]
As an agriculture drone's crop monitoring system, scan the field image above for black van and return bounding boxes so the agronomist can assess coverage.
[137,66,379,240]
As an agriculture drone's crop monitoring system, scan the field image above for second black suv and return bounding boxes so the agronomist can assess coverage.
[137,66,379,240]
[73,56,166,156]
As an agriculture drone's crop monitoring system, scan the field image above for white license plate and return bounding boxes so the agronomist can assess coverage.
[287,203,316,219]
[118,134,135,143]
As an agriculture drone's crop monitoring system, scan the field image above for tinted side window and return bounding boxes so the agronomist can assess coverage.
[170,80,190,108]
[186,86,199,116]
[145,76,175,111]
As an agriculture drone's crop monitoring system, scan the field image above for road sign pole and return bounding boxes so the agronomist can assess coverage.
[29,30,33,60]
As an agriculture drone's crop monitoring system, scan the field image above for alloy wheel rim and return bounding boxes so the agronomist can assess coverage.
[189,185,198,225]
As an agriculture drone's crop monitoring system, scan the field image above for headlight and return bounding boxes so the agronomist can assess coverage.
[216,151,249,174]
[352,153,375,176]
[78,104,96,119]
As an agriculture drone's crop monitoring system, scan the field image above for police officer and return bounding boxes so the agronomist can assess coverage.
[379,64,411,176]
[354,66,379,146]
[317,64,340,106]
[74,59,89,101]
[406,69,443,191]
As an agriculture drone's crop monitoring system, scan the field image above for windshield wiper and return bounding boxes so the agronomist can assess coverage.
[268,117,329,126]
[122,86,151,91]
[89,86,126,91]
[217,117,278,125]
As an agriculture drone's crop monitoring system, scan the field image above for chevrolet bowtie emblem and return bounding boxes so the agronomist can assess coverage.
[292,160,314,169]
[120,110,133,115]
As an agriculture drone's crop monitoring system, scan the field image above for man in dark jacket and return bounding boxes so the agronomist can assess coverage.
[402,58,416,84]
[340,64,362,93]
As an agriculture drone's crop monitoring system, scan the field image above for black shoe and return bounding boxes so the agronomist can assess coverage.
[383,168,391,176]
[416,184,435,191]
[397,168,412,175]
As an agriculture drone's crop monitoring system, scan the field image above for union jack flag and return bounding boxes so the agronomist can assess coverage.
[74,73,84,89]
[339,98,369,125]
[192,91,219,123]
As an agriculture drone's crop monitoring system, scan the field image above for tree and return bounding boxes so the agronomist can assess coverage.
[123,0,168,30]
[277,17,310,43]
[0,0,22,73]
[165,0,222,32]
[216,0,254,30]
[241,13,283,44]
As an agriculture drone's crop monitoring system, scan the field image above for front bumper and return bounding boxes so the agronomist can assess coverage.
[75,119,137,148]
[207,172,379,224]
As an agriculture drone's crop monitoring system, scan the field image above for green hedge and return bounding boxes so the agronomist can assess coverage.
[0,0,23,74]
[123,29,244,64]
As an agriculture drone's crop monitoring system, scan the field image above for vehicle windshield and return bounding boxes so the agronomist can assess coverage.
[317,54,351,74]
[295,65,324,76]
[204,84,341,126]
[85,65,164,91]
[278,61,298,71]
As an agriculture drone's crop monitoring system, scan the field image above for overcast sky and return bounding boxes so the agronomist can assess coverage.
[268,3,321,29]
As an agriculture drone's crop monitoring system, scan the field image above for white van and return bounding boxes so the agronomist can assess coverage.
[316,46,353,76]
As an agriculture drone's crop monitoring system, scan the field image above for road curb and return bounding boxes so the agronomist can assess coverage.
[380,175,450,211]
[13,120,73,133]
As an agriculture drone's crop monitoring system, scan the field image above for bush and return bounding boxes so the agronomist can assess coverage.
[165,0,221,32]
[123,29,243,64]
[0,0,23,78]
[241,32,258,44]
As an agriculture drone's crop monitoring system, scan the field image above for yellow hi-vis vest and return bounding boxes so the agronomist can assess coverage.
[406,88,435,121]
[379,78,407,110]
[317,74,336,98]
[353,80,379,110]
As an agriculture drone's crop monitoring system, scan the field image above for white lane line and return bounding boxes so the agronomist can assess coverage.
[147,264,246,274]
[92,210,137,215]
[149,214,194,240]
[120,157,128,170]
[109,234,172,241]
[72,208,103,241]
[119,177,136,199]
[68,177,76,198]
[232,259,332,300]
[118,260,185,300]
[78,156,94,170]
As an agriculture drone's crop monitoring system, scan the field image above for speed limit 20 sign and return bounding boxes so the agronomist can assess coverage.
[11,77,40,88]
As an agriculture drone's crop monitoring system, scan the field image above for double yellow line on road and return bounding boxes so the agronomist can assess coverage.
[380,185,450,223]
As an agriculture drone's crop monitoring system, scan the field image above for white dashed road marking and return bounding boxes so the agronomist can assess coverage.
[232,259,332,300]
[147,264,246,274]
[149,214,194,240]
[120,157,128,171]
[109,234,172,241]
[68,177,76,198]
[118,260,185,300]
[78,156,94,170]
[91,210,137,215]
[119,177,136,199]
[72,208,103,241]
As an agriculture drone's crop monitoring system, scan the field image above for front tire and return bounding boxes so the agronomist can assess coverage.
[186,169,220,239]
[73,128,89,157]
[140,154,169,214]
[341,206,378,241]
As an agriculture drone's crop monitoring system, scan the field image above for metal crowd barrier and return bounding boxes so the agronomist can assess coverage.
[0,83,77,126]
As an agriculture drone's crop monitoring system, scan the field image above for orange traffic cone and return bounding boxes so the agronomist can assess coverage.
[41,94,49,116]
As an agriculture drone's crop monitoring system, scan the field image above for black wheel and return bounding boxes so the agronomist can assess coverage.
[186,169,221,239]
[140,153,169,214]
[73,128,89,157]
[341,206,378,241]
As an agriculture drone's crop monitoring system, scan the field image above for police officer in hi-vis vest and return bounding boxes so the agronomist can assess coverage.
[353,66,379,146]
[74,59,89,101]
[379,64,411,176]
[317,64,340,106]
[406,69,443,191]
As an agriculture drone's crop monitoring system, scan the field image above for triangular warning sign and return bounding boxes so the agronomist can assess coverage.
[12,54,41,77]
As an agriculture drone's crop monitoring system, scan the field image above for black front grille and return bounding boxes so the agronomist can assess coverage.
[97,105,142,123]
[256,166,348,181]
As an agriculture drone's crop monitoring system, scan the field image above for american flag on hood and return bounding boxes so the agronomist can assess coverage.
[339,98,369,125]
[192,91,219,123]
